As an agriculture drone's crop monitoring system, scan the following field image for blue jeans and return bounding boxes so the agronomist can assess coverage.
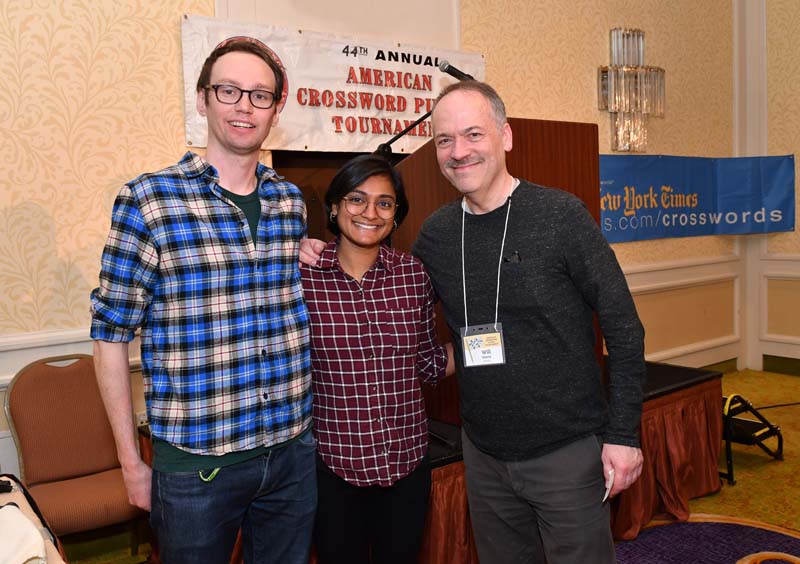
[150,429,317,564]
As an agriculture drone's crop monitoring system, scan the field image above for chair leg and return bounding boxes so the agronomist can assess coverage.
[130,517,143,556]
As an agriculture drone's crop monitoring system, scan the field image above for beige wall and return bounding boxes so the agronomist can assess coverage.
[0,0,214,338]
[636,281,735,353]
[765,1,800,348]
[0,0,213,439]
[768,1,800,257]
[767,279,800,336]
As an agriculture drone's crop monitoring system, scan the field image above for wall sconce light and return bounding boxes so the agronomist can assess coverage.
[598,28,665,152]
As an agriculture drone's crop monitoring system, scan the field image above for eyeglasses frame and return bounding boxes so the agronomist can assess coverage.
[340,195,399,218]
[205,84,277,110]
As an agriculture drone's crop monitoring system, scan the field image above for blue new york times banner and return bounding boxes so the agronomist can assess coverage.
[599,155,795,243]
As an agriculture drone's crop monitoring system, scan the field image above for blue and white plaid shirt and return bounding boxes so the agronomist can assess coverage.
[91,152,311,455]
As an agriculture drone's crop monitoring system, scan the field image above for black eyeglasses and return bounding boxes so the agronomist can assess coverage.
[206,84,277,109]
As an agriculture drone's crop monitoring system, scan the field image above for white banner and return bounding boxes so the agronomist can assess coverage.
[181,15,485,154]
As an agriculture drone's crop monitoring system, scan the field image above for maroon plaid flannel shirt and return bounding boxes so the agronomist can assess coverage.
[301,242,447,486]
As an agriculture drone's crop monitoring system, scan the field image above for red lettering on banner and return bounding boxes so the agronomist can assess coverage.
[326,114,432,137]
[346,66,433,92]
[421,74,432,91]
[359,67,373,85]
[299,87,409,112]
[359,92,374,110]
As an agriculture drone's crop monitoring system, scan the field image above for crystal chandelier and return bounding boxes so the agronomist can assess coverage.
[598,28,665,152]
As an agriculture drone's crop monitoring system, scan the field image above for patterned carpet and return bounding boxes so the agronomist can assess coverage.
[616,514,800,564]
[70,518,800,564]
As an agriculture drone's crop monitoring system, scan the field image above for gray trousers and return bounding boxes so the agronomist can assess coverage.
[462,432,616,564]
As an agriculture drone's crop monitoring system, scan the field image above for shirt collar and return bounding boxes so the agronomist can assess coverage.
[178,152,281,186]
[316,240,399,273]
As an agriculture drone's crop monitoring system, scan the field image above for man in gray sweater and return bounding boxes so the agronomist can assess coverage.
[411,81,645,564]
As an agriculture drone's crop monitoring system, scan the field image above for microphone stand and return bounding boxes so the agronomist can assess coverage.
[375,63,474,155]
[374,109,433,155]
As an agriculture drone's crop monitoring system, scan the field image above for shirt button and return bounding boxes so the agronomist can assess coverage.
[263,392,269,400]
[259,305,265,312]
[261,349,267,357]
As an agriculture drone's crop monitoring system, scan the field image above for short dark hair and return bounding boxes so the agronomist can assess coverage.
[196,37,286,106]
[325,154,409,236]
[433,80,507,128]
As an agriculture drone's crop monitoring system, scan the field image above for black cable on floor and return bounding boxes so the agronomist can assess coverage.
[756,402,800,410]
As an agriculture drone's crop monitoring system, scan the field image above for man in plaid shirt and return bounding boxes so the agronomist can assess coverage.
[90,38,314,564]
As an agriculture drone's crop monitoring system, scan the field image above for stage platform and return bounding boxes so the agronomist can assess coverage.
[642,360,721,401]
[611,361,723,539]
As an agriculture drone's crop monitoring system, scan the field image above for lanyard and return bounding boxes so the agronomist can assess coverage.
[460,178,518,330]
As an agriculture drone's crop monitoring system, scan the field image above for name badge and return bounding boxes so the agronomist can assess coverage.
[460,323,506,367]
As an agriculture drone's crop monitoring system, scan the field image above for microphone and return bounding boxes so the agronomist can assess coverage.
[438,60,474,81]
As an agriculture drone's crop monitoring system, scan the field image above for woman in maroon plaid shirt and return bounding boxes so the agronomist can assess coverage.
[300,154,453,564]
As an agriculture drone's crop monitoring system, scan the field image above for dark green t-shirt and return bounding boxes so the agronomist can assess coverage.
[220,185,261,242]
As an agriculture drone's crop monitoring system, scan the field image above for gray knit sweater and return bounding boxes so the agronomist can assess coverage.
[413,181,645,461]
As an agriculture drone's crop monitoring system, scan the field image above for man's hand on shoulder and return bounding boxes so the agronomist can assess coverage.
[300,238,325,267]
[121,459,153,511]
[601,443,643,498]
